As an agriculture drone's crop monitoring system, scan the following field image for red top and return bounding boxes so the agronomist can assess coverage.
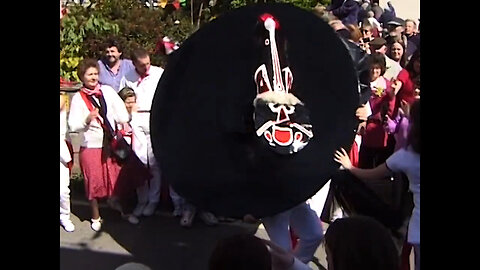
[394,69,417,115]
[362,77,396,148]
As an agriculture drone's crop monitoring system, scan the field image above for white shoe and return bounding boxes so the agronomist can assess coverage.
[180,209,196,227]
[142,202,158,216]
[91,217,102,231]
[60,219,75,232]
[122,214,140,225]
[199,211,218,226]
[133,203,146,217]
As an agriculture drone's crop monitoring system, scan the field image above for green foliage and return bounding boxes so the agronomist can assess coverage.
[228,0,331,10]
[60,0,199,73]
[60,5,120,81]
[229,0,248,9]
[60,0,333,77]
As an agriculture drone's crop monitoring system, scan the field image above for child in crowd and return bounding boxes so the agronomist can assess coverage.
[118,86,186,222]
[115,87,146,224]
[359,52,396,169]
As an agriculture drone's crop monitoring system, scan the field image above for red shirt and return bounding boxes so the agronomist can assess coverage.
[395,69,417,115]
[362,77,396,148]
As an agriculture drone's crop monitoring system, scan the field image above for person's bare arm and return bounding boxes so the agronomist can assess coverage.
[334,148,391,181]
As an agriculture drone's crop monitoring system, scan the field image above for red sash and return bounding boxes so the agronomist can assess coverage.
[79,90,104,126]
[65,140,74,176]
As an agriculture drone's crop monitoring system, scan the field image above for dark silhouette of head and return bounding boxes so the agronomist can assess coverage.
[209,234,271,270]
[324,215,399,270]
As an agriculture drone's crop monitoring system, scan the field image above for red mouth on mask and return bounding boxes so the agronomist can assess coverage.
[272,126,293,145]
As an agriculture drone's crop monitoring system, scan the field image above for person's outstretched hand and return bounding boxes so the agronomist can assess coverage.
[355,104,369,121]
[334,148,352,170]
[262,239,295,270]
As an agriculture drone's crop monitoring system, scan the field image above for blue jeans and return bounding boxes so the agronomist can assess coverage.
[262,202,324,263]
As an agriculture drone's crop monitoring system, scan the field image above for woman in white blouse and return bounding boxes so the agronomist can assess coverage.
[68,59,130,231]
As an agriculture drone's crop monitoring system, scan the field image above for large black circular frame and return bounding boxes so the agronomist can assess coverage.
[151,3,359,219]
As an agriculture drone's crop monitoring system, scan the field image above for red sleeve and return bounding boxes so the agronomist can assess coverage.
[384,79,396,117]
[397,69,416,104]
[396,69,409,84]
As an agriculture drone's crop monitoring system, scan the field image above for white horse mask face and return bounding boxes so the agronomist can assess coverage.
[253,14,313,155]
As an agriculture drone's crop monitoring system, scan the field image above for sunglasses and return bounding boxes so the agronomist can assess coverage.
[361,29,371,34]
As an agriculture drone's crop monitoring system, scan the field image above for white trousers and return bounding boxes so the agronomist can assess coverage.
[136,145,184,206]
[133,112,161,204]
[60,162,71,221]
[135,115,183,206]
[262,202,324,263]
[136,131,162,204]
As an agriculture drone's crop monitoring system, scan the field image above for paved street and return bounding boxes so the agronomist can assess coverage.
[61,131,410,270]
[60,194,328,270]
[62,130,329,270]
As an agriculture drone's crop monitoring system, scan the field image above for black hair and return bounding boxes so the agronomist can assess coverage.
[324,215,399,270]
[105,38,123,53]
[209,234,271,270]
[131,47,150,63]
[368,52,386,76]
[405,49,420,78]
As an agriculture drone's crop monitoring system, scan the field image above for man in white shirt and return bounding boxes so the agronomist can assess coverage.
[119,48,165,217]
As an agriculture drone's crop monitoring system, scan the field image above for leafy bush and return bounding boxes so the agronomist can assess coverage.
[60,0,200,78]
[60,10,120,81]
[60,0,332,80]
[229,0,331,10]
